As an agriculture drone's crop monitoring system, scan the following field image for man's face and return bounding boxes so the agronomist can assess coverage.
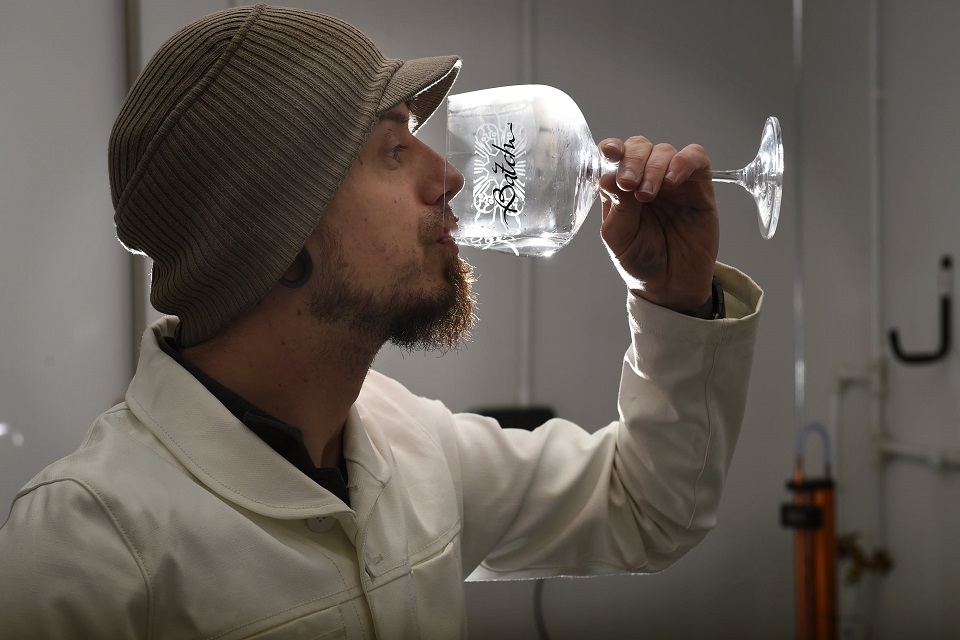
[303,103,476,351]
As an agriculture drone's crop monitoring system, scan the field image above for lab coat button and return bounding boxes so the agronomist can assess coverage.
[307,517,335,533]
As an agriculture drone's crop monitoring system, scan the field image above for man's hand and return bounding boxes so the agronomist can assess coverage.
[598,136,720,314]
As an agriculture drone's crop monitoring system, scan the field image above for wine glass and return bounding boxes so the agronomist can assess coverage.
[444,84,783,257]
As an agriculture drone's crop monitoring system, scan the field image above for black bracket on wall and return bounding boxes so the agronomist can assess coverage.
[888,255,953,365]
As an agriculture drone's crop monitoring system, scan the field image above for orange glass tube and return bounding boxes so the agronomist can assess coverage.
[790,464,837,640]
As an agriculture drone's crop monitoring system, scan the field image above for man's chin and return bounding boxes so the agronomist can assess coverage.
[388,257,477,353]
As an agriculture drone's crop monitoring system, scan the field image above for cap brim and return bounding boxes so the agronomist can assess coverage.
[377,55,461,130]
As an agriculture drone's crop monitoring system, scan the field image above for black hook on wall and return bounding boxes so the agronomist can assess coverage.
[888,255,953,365]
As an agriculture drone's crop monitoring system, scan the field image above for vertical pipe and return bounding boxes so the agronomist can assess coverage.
[792,0,806,435]
[519,3,548,638]
[792,423,838,640]
[866,0,888,548]
[793,483,837,640]
[812,479,837,640]
[122,0,143,375]
[517,0,536,408]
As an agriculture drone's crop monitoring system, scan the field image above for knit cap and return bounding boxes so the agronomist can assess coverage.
[110,4,461,346]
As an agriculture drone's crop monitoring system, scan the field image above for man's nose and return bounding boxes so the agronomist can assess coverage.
[423,143,464,205]
[442,158,465,201]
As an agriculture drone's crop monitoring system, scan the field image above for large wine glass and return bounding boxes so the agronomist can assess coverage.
[445,84,783,257]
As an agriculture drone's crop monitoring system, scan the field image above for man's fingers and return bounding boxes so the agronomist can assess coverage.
[615,136,655,193]
[664,143,711,186]
[596,139,713,202]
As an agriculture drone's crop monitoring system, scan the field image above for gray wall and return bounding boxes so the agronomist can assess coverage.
[1,1,956,638]
[802,1,960,639]
[0,0,131,532]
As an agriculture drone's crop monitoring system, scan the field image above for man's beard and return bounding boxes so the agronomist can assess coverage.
[306,215,477,353]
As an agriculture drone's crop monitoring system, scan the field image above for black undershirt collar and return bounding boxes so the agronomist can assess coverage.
[158,335,350,506]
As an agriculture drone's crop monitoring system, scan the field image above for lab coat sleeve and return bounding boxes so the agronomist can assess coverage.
[456,262,763,579]
[0,478,149,639]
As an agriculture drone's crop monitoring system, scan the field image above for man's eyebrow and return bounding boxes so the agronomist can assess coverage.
[379,108,418,131]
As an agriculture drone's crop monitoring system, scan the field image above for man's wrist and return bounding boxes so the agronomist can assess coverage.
[678,276,725,320]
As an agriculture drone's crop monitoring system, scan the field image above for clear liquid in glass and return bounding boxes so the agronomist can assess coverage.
[446,85,602,257]
[445,84,782,256]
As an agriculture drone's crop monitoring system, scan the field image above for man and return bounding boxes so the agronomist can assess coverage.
[0,4,762,638]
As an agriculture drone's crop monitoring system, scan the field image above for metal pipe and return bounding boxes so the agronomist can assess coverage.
[517,4,550,639]
[122,0,144,375]
[866,0,889,547]
[516,0,536,408]
[876,439,960,470]
[789,422,838,640]
[791,0,805,437]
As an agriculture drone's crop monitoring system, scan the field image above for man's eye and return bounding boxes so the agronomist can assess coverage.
[387,144,408,160]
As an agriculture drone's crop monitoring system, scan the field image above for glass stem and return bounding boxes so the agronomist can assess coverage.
[602,152,746,187]
[709,168,746,185]
[593,153,746,185]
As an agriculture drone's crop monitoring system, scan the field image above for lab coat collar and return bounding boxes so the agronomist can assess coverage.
[126,318,391,522]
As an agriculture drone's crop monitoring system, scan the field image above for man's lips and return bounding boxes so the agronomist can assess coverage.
[437,231,459,253]
[438,209,459,248]
[426,206,459,252]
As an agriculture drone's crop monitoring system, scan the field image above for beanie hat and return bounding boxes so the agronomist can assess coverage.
[110,4,461,346]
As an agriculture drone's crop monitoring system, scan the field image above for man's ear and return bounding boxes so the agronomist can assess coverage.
[279,249,313,289]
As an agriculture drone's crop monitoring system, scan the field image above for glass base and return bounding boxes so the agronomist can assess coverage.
[456,232,571,257]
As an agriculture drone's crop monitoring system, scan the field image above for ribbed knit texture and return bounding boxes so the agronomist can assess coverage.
[110,4,460,346]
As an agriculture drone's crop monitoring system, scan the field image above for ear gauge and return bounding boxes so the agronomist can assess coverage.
[279,249,314,289]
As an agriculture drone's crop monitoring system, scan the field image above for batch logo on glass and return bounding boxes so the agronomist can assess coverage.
[472,120,528,233]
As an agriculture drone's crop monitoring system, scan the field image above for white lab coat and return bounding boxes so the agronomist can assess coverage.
[0,263,762,639]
